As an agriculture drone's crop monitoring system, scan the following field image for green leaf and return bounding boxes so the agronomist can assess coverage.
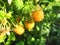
[40,37,46,45]
[9,32,16,41]
[36,26,40,31]
[31,37,35,41]
[40,0,49,3]
[0,36,6,43]
[22,1,35,14]
[35,39,41,45]
[6,11,12,19]
[16,41,24,45]
[5,39,11,45]
[0,10,5,20]
[12,0,24,10]
[5,32,15,45]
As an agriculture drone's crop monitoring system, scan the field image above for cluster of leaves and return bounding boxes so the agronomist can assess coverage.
[0,0,60,45]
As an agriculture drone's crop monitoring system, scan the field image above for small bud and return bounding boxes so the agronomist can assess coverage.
[7,32,10,35]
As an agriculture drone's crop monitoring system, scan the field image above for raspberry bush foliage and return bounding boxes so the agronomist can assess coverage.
[0,0,60,45]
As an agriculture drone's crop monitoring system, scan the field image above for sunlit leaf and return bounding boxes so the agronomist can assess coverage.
[0,36,6,43]
[12,0,24,10]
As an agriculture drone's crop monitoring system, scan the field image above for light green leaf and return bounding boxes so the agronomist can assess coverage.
[13,0,24,10]
[0,36,6,43]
